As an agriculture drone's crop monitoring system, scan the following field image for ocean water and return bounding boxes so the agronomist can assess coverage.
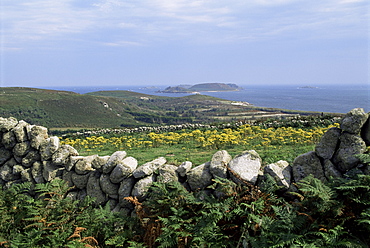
[44,84,369,114]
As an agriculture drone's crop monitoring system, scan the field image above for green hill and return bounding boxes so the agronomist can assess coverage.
[0,87,333,129]
[0,87,138,128]
[0,87,233,128]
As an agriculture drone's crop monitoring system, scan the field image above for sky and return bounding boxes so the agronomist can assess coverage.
[0,0,369,88]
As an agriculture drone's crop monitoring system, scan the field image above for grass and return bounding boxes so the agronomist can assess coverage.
[76,142,315,166]
[60,122,330,166]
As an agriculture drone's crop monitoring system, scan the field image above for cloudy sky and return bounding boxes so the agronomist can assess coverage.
[0,0,368,87]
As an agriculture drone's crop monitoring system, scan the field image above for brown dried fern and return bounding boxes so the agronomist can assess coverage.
[67,227,87,240]
[125,196,162,248]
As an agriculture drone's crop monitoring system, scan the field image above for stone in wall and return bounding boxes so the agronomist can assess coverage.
[31,161,45,184]
[13,141,31,157]
[40,136,60,161]
[110,156,138,183]
[13,165,24,179]
[52,145,78,167]
[228,150,261,185]
[0,117,18,132]
[315,127,341,160]
[0,147,12,165]
[323,159,342,179]
[13,121,29,142]
[67,156,84,171]
[71,171,91,189]
[3,131,16,150]
[86,171,107,205]
[118,177,136,208]
[340,108,369,134]
[22,149,41,168]
[133,157,166,179]
[102,151,127,174]
[264,160,291,189]
[292,151,326,182]
[75,155,97,175]
[333,132,366,172]
[100,174,120,198]
[176,161,192,177]
[92,155,110,172]
[29,125,48,149]
[157,164,178,183]
[62,170,74,187]
[210,150,231,179]
[361,116,370,146]
[0,158,18,182]
[43,161,63,181]
[20,167,33,182]
[131,174,156,201]
[187,162,213,191]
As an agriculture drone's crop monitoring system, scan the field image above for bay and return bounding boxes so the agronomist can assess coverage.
[43,84,369,114]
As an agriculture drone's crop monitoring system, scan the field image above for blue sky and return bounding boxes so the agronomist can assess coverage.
[0,0,368,87]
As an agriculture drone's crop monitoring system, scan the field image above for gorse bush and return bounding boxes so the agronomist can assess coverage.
[59,123,339,166]
[60,124,335,152]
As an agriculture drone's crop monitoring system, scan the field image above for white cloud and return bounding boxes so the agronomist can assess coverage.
[339,0,366,3]
[93,0,126,12]
[1,0,96,48]
[252,0,299,6]
[102,40,143,47]
[1,0,367,50]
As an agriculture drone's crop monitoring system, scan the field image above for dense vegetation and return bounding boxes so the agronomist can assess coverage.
[1,161,369,247]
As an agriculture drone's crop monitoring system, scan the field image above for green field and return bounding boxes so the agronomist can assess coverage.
[60,123,332,166]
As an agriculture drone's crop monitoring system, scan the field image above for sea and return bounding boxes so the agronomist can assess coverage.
[42,84,369,114]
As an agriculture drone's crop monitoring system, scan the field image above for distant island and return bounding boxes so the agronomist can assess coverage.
[158,83,243,93]
[298,86,319,89]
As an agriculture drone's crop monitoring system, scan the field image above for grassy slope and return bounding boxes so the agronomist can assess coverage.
[0,87,332,129]
[0,88,137,128]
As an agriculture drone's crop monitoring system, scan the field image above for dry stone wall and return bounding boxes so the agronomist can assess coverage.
[292,108,369,183]
[0,108,369,214]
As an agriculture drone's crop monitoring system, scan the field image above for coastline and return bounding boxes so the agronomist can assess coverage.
[2,84,367,114]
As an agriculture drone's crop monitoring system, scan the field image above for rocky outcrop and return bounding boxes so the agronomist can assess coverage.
[0,108,369,215]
